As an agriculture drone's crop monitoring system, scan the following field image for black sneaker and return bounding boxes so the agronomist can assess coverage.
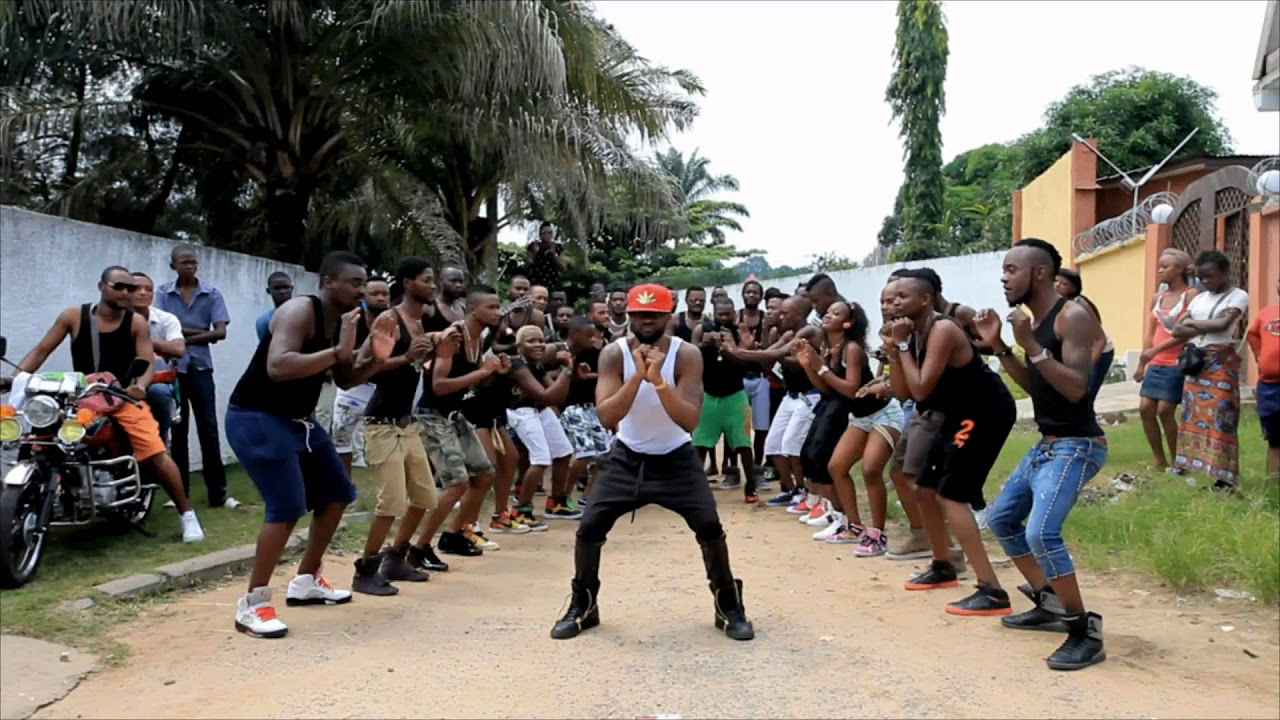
[1003,584,1068,632]
[351,554,399,596]
[1047,612,1106,671]
[380,546,430,583]
[945,581,1011,616]
[717,473,742,491]
[438,531,483,557]
[408,543,449,572]
[903,560,959,591]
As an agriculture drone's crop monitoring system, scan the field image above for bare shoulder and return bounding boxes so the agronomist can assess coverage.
[675,339,702,366]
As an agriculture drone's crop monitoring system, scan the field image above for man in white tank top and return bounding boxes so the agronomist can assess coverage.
[549,284,755,642]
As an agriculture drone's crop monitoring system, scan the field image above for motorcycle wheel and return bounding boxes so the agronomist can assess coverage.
[0,482,48,588]
[122,486,156,526]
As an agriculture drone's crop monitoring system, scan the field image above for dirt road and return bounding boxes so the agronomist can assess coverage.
[39,497,1280,719]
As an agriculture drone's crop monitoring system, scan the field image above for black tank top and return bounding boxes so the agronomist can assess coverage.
[675,313,713,342]
[70,304,136,381]
[916,315,1007,415]
[781,361,813,395]
[229,296,330,419]
[363,311,420,419]
[1028,298,1103,437]
[419,344,480,414]
[845,343,889,417]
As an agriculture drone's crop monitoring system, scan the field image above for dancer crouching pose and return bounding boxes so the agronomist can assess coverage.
[550,284,754,641]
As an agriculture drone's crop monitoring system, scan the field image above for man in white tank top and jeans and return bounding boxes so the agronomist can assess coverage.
[550,284,755,641]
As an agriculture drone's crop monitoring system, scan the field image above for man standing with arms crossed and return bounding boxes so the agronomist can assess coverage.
[156,244,236,509]
[975,238,1109,671]
[550,284,754,641]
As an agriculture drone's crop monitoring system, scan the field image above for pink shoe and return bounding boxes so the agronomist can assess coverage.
[825,524,866,544]
[853,527,888,557]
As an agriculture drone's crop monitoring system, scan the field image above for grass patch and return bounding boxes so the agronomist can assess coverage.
[0,464,378,657]
[985,412,1275,602]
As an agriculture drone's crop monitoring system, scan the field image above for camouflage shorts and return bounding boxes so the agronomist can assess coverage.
[415,410,494,488]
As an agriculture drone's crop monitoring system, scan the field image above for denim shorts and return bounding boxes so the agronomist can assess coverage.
[224,405,357,523]
[742,376,772,432]
[986,436,1108,579]
[1140,363,1184,405]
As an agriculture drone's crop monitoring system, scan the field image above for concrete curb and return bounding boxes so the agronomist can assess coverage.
[86,519,352,600]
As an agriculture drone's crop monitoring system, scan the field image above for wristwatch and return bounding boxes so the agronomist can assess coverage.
[1028,348,1051,364]
[896,340,910,353]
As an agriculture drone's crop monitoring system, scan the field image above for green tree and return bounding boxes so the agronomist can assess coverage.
[653,147,749,247]
[1013,67,1233,184]
[808,252,859,273]
[885,0,949,261]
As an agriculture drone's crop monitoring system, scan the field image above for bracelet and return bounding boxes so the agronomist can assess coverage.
[653,380,669,392]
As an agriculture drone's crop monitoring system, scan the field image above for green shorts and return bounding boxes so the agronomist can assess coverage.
[692,390,753,451]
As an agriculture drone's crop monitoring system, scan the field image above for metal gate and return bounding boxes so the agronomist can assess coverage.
[1164,165,1253,290]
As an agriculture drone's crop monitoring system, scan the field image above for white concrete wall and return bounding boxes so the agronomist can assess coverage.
[0,206,318,470]
[678,251,1017,347]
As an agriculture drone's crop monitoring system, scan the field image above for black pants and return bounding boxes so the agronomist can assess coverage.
[173,369,227,506]
[577,441,724,545]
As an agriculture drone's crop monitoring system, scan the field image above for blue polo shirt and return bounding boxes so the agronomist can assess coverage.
[156,279,231,372]
[255,309,274,341]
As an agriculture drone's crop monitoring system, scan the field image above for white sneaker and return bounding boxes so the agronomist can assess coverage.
[235,587,288,639]
[216,496,242,510]
[163,499,176,509]
[286,571,353,606]
[806,507,839,527]
[800,498,832,524]
[180,510,205,543]
[812,511,847,540]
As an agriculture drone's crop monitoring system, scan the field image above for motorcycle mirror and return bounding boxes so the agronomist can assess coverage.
[126,358,150,383]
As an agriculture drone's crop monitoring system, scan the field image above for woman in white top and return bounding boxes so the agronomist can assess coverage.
[1170,251,1248,489]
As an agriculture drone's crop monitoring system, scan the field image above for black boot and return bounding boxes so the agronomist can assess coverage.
[408,543,448,572]
[550,538,603,640]
[1047,611,1106,671]
[381,546,429,583]
[700,534,755,641]
[352,553,398,596]
[1003,583,1067,632]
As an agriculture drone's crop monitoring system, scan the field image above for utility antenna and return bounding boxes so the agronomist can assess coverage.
[1072,128,1200,235]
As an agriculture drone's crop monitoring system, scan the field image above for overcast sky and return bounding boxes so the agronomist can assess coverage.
[505,0,1280,267]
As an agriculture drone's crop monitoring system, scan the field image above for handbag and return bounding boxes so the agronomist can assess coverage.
[1176,292,1230,376]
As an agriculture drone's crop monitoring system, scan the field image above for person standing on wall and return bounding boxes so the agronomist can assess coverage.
[156,244,238,509]
[1132,249,1199,470]
[1170,251,1249,491]
[527,221,566,291]
[256,272,295,342]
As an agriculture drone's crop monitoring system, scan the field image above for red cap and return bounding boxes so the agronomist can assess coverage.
[626,283,675,313]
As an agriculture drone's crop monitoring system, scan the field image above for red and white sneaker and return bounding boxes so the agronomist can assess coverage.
[811,511,847,540]
[786,493,816,515]
[235,587,288,639]
[801,498,832,525]
[286,570,353,606]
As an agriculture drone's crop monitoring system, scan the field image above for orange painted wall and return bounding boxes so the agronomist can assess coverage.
[1246,202,1280,385]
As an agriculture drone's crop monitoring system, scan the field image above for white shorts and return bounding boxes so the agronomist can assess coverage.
[764,393,817,457]
[507,406,574,466]
[848,399,906,448]
[331,383,375,454]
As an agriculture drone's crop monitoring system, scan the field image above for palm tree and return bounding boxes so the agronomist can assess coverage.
[2,0,578,268]
[654,147,749,247]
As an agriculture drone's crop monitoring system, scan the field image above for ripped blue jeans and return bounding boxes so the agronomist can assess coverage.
[986,437,1108,579]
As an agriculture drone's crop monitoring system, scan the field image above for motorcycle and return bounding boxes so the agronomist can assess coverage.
[0,336,157,588]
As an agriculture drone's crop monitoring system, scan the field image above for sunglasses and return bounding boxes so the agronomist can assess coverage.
[109,282,140,292]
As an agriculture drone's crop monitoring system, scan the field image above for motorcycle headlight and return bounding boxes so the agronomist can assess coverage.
[0,418,19,442]
[23,395,62,429]
[57,420,86,443]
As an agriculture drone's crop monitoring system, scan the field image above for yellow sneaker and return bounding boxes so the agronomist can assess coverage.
[463,527,499,551]
[489,511,531,535]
